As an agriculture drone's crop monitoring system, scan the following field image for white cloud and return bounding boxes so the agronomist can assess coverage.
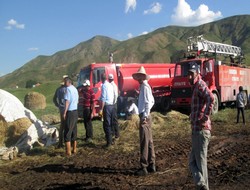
[171,0,222,26]
[144,2,162,15]
[127,33,133,39]
[125,0,136,13]
[0,73,5,77]
[28,47,39,51]
[141,31,148,35]
[5,19,25,30]
[8,19,17,25]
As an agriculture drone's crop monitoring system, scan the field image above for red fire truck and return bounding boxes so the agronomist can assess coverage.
[171,35,250,114]
[77,63,175,116]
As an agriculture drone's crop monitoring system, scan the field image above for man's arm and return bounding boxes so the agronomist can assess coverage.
[63,100,69,120]
[199,85,214,122]
[53,88,59,107]
[90,91,95,118]
[99,84,106,115]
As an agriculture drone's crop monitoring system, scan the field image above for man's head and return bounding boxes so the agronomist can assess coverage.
[132,66,149,84]
[60,75,68,85]
[239,86,243,92]
[187,62,199,85]
[83,79,90,89]
[64,77,72,87]
[108,74,114,82]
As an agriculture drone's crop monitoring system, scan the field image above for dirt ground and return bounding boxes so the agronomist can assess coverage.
[0,110,250,190]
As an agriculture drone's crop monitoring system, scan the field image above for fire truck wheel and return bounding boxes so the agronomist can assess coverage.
[212,93,219,114]
[161,97,171,112]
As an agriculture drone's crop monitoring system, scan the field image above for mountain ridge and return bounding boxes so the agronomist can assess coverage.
[1,15,250,88]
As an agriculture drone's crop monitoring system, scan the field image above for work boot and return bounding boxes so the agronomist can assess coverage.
[147,164,156,173]
[65,142,71,156]
[136,168,148,176]
[72,141,77,154]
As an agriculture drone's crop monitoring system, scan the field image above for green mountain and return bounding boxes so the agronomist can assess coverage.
[1,15,250,88]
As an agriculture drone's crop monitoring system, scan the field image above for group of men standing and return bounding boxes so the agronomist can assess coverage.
[53,63,214,189]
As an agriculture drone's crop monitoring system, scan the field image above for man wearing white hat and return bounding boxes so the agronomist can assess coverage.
[132,66,156,176]
[53,75,68,148]
[108,73,120,142]
[80,79,95,142]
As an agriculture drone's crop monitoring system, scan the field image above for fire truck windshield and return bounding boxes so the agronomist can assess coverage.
[78,67,90,87]
[174,61,201,77]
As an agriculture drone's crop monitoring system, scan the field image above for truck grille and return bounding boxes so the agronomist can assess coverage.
[171,88,192,98]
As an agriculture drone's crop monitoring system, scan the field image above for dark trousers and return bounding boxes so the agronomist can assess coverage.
[83,107,93,139]
[237,107,245,124]
[103,105,114,145]
[64,110,78,142]
[139,115,155,168]
[59,110,66,146]
[111,104,120,138]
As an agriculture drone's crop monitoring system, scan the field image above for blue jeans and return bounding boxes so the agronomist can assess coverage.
[189,130,211,190]
[103,105,114,145]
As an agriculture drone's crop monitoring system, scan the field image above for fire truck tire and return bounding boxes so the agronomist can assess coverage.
[212,93,219,114]
[161,97,171,112]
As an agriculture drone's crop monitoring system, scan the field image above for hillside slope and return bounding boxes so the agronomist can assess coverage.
[1,15,250,88]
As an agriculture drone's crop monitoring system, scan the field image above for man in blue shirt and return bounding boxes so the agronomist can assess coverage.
[63,77,79,156]
[99,73,114,147]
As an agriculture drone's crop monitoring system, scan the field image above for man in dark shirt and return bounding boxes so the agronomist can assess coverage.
[78,80,95,142]
[53,75,67,148]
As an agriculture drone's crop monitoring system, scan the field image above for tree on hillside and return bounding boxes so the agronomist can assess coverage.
[25,80,37,88]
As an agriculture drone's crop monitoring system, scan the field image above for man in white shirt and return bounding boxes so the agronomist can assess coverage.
[99,73,115,147]
[132,66,155,176]
[108,74,120,141]
[126,99,139,119]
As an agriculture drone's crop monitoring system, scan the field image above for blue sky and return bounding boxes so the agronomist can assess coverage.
[0,0,249,76]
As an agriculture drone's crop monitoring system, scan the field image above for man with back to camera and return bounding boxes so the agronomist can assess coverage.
[188,62,214,190]
[132,66,156,176]
[53,75,68,148]
[63,77,79,156]
[99,73,115,148]
[108,73,120,142]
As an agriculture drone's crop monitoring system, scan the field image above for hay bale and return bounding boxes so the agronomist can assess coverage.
[41,114,60,124]
[5,118,32,147]
[0,115,8,146]
[24,92,46,110]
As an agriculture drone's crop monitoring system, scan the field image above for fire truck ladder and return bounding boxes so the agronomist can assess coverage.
[187,35,242,57]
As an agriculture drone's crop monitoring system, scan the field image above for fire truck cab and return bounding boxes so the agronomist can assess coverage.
[171,35,250,114]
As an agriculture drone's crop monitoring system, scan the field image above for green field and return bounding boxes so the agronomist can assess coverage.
[4,81,61,119]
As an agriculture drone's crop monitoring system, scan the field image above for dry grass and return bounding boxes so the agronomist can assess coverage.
[24,92,46,110]
[41,114,60,124]
[119,114,140,131]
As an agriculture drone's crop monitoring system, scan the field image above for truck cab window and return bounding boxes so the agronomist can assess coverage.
[78,67,90,87]
[203,60,213,74]
[93,67,105,85]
